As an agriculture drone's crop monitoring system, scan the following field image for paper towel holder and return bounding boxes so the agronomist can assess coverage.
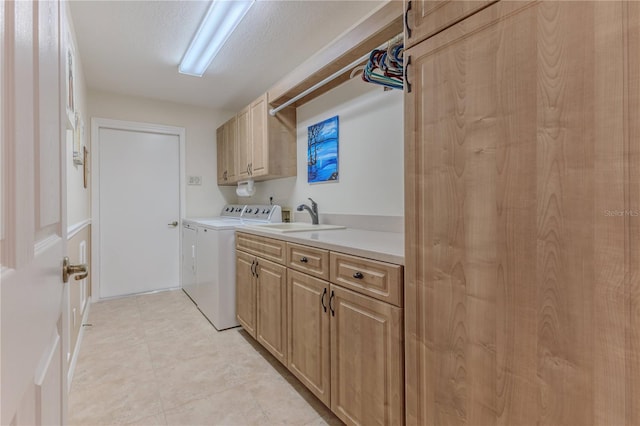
[236,179,255,197]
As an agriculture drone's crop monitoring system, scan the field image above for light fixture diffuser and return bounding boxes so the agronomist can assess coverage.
[179,0,255,77]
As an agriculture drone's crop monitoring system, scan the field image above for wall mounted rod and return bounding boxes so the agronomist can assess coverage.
[269,52,370,116]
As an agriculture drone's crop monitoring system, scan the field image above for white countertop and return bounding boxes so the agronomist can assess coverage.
[237,227,404,265]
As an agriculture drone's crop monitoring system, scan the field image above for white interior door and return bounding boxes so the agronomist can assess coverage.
[1,1,67,424]
[96,125,182,298]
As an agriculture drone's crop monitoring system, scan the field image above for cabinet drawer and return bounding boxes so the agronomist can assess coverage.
[405,0,496,49]
[236,232,286,264]
[286,243,329,280]
[329,252,403,307]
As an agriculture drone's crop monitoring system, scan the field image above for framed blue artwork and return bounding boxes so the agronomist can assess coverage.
[307,115,339,183]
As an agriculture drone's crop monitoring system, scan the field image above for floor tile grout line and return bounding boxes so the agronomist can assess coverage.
[71,290,340,426]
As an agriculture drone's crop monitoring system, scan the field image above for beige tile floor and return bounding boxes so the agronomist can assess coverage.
[69,289,343,426]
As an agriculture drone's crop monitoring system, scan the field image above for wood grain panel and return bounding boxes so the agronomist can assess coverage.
[405,1,640,425]
[625,3,640,424]
[286,242,329,281]
[287,270,330,406]
[236,250,256,337]
[256,258,287,365]
[236,232,286,264]
[330,284,403,426]
[330,252,403,307]
[592,3,626,424]
[404,0,496,49]
[236,106,250,180]
[216,126,226,185]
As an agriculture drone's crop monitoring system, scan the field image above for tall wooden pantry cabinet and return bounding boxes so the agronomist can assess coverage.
[404,1,640,425]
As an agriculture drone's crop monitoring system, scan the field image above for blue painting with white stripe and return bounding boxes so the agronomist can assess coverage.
[307,115,338,183]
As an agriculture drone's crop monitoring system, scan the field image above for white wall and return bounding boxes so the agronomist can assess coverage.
[66,2,90,227]
[87,90,236,217]
[247,77,404,218]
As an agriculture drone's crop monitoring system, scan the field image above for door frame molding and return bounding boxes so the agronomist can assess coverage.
[90,118,186,301]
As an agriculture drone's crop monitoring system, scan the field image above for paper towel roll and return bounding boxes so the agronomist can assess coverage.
[236,179,255,197]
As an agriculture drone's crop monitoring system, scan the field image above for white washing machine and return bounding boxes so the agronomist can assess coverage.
[182,204,281,330]
[181,222,197,300]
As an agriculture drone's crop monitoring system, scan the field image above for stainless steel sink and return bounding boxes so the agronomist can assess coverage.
[245,222,345,233]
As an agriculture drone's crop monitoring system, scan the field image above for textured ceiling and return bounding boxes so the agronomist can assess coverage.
[69,0,384,111]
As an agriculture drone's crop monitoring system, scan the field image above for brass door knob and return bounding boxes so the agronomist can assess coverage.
[62,257,88,283]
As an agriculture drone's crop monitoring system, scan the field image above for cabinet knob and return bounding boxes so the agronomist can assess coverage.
[300,256,308,263]
[353,272,364,279]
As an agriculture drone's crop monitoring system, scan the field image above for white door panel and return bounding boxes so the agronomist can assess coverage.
[1,1,67,424]
[98,128,180,298]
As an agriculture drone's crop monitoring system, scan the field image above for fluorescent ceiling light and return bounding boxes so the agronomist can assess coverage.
[179,0,255,77]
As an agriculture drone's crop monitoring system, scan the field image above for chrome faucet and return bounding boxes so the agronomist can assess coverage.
[297,198,319,225]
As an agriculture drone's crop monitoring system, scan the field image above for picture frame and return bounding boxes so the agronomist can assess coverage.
[307,115,339,183]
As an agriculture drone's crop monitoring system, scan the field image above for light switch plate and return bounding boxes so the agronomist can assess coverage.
[188,176,202,185]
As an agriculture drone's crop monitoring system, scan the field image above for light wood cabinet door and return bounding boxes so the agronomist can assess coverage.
[216,125,227,185]
[405,2,640,425]
[404,0,494,48]
[330,285,403,426]
[235,251,256,337]
[216,118,237,185]
[287,242,330,281]
[225,117,237,183]
[287,270,331,406]
[256,258,288,365]
[236,106,251,180]
[250,94,268,177]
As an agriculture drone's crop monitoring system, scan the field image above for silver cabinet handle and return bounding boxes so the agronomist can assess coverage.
[168,221,178,227]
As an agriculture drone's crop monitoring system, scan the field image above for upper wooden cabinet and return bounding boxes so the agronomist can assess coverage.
[249,96,268,177]
[236,106,251,180]
[216,116,237,185]
[405,1,640,425]
[218,93,296,186]
[404,0,495,48]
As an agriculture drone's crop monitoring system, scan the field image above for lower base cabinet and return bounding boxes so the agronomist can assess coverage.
[330,284,404,426]
[287,271,405,426]
[236,249,288,364]
[287,270,331,405]
[255,258,287,365]
[236,251,256,337]
[237,232,404,426]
